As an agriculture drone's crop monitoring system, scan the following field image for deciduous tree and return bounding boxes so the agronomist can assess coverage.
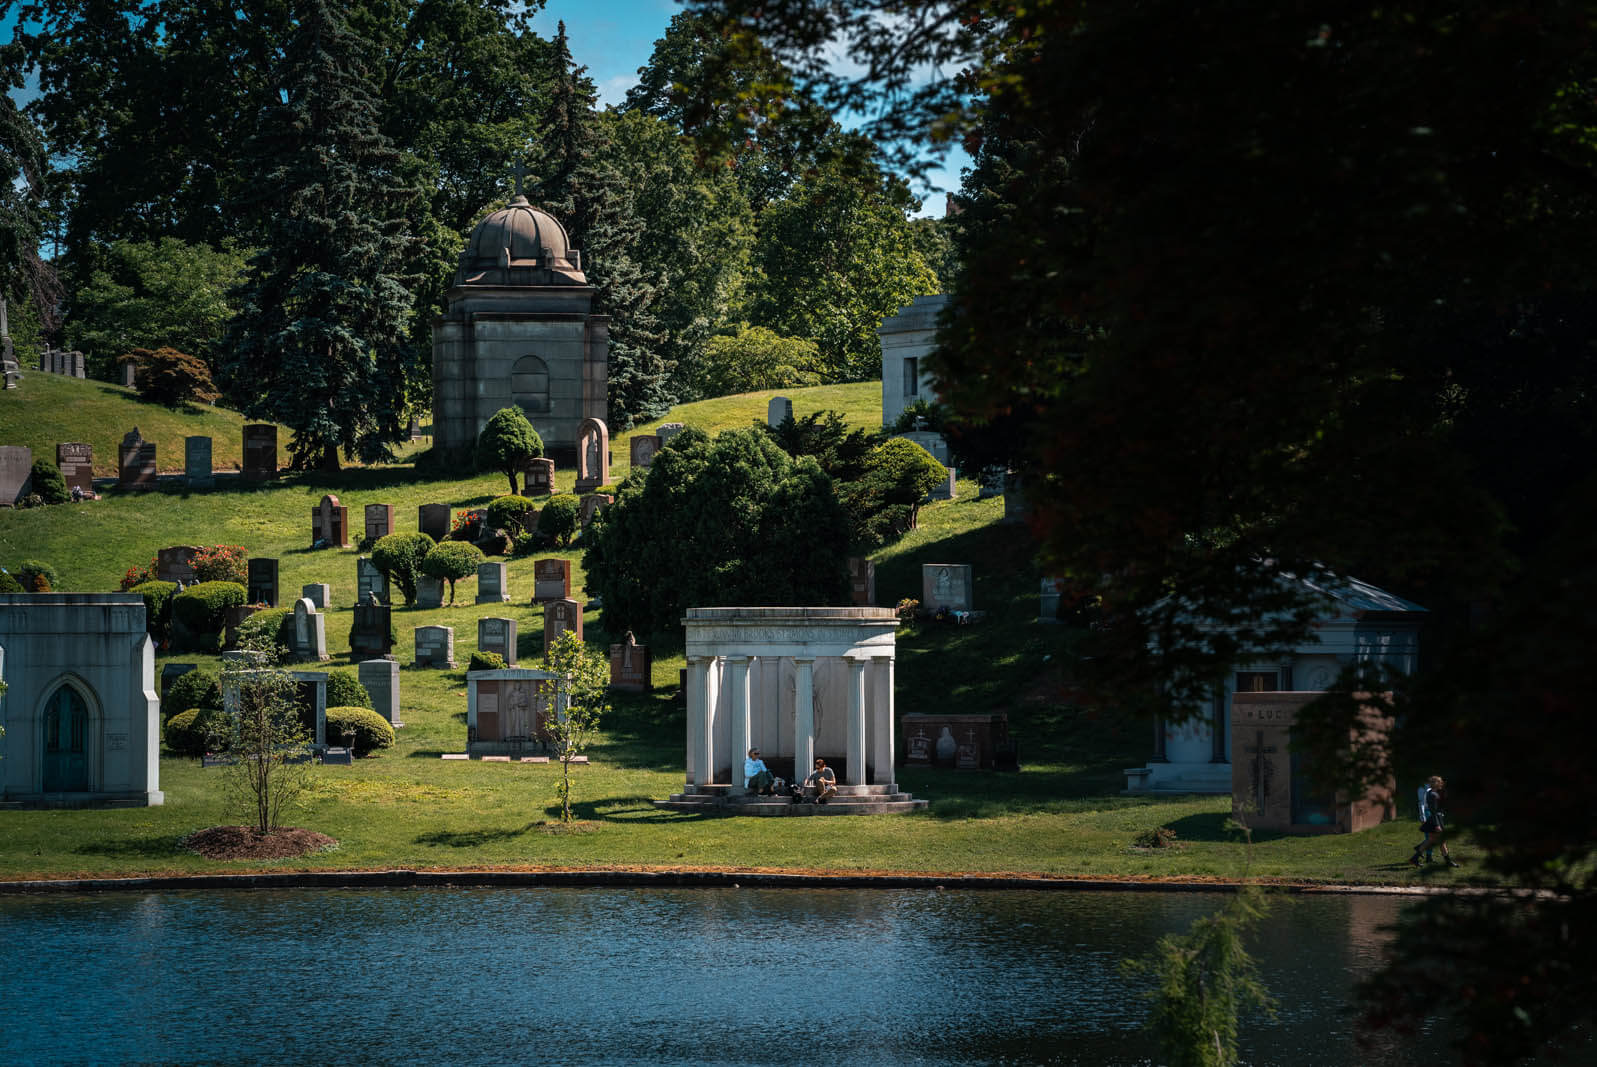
[543,630,609,823]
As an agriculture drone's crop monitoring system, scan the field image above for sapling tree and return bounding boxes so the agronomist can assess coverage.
[214,638,314,835]
[543,630,610,823]
[421,541,484,605]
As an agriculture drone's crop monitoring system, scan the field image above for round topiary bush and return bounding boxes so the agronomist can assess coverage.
[475,407,544,495]
[0,571,22,593]
[129,580,179,642]
[371,531,436,605]
[163,668,221,723]
[468,650,506,672]
[421,541,485,605]
[171,580,247,651]
[18,559,60,592]
[164,706,227,756]
[486,495,536,536]
[325,669,373,710]
[235,606,292,653]
[324,706,395,756]
[28,459,69,505]
[538,494,579,547]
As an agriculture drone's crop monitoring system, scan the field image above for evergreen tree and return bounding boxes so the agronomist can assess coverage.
[0,38,61,338]
[221,0,422,471]
[531,22,672,428]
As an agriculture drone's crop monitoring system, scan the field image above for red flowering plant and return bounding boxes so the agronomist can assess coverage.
[192,544,248,584]
[449,509,485,542]
[120,557,159,591]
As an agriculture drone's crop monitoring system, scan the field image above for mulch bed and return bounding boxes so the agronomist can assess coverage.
[182,826,337,860]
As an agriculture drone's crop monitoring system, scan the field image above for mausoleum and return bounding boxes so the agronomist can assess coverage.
[879,294,947,429]
[432,196,608,462]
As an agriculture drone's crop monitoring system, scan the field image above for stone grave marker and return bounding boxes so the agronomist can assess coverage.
[290,597,328,661]
[767,396,793,426]
[416,576,445,609]
[224,669,327,748]
[356,556,389,606]
[543,598,583,657]
[118,428,156,489]
[609,631,651,692]
[224,603,264,647]
[247,558,279,607]
[898,429,950,465]
[359,658,403,727]
[927,464,957,501]
[408,416,423,440]
[1231,691,1395,833]
[418,503,450,542]
[56,442,93,495]
[579,493,613,527]
[184,436,213,489]
[242,424,278,479]
[1039,577,1062,623]
[521,457,554,496]
[656,422,685,446]
[364,503,394,543]
[121,361,137,388]
[902,713,1009,770]
[156,546,200,585]
[978,467,1005,499]
[921,563,974,614]
[532,558,570,603]
[847,557,876,607]
[414,625,456,668]
[70,350,85,378]
[350,603,393,658]
[475,561,510,604]
[629,434,661,469]
[301,583,331,610]
[160,662,198,699]
[311,494,350,548]
[478,616,518,666]
[1002,473,1026,524]
[0,446,31,506]
[574,417,609,491]
[466,669,563,756]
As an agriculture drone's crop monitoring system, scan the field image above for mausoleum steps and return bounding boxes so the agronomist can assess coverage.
[654,782,928,816]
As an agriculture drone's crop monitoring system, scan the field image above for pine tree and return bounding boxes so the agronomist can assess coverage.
[221,0,422,471]
[531,22,673,428]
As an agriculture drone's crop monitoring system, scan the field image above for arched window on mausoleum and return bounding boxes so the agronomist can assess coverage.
[512,355,550,416]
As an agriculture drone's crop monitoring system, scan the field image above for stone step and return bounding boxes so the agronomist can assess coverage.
[652,796,928,817]
[677,783,903,798]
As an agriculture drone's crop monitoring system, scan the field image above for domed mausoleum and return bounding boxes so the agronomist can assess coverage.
[432,197,608,460]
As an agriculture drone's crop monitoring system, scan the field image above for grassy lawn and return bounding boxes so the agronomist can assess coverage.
[0,377,1483,887]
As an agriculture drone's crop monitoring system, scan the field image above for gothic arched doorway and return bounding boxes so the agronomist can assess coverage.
[42,684,90,792]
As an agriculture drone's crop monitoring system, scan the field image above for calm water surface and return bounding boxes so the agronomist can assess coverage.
[0,888,1451,1066]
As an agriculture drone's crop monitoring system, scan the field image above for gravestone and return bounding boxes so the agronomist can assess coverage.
[609,631,652,692]
[160,662,198,699]
[301,583,331,610]
[118,428,156,489]
[543,598,583,657]
[242,424,278,480]
[1002,473,1027,524]
[478,617,518,666]
[184,436,213,489]
[629,434,661,469]
[579,493,612,528]
[978,467,1005,499]
[416,576,445,609]
[222,604,264,649]
[350,604,393,658]
[574,418,609,492]
[418,503,450,542]
[56,442,93,495]
[656,422,685,446]
[414,625,456,668]
[408,416,422,440]
[156,546,200,585]
[291,597,329,662]
[121,361,137,388]
[521,457,554,496]
[927,464,957,501]
[847,557,876,607]
[229,670,329,748]
[1231,691,1395,834]
[364,503,394,543]
[1039,577,1062,623]
[359,658,403,727]
[898,429,951,465]
[767,396,793,426]
[71,350,85,378]
[311,494,350,548]
[902,713,1010,770]
[356,556,389,606]
[467,669,562,756]
[247,558,279,607]
[0,446,31,506]
[475,561,510,604]
[922,563,974,613]
[532,559,570,603]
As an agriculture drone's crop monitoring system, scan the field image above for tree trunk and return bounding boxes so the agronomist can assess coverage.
[318,441,341,472]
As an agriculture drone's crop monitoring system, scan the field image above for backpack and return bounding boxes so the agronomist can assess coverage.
[1417,784,1430,823]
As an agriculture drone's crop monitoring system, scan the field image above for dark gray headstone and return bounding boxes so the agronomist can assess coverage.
[0,445,32,506]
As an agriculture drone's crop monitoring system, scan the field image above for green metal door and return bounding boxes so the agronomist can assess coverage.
[42,686,89,792]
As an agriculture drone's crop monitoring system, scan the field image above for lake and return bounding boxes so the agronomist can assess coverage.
[0,887,1450,1065]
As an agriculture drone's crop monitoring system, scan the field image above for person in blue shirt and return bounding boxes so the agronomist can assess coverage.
[1409,775,1460,868]
[744,748,775,795]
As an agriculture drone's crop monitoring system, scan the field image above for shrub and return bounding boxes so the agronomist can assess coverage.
[324,706,395,756]
[468,650,506,672]
[895,598,919,627]
[486,494,536,536]
[475,406,545,495]
[18,559,60,592]
[28,459,69,505]
[164,706,227,756]
[538,494,580,547]
[1134,827,1181,849]
[0,572,22,593]
[325,670,373,710]
[762,409,878,483]
[163,668,221,723]
[370,531,436,605]
[697,324,825,397]
[191,544,248,585]
[171,580,247,651]
[236,607,292,652]
[129,580,179,642]
[128,346,221,407]
[838,437,949,547]
[422,541,485,605]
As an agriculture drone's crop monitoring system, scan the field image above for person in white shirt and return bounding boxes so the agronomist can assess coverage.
[744,748,775,795]
[804,758,838,804]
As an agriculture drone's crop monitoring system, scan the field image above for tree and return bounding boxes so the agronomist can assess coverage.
[220,0,422,471]
[475,407,544,495]
[421,541,484,606]
[126,347,222,408]
[537,495,579,548]
[371,532,435,606]
[696,324,823,398]
[837,437,948,547]
[543,630,610,823]
[215,642,314,835]
[0,36,61,340]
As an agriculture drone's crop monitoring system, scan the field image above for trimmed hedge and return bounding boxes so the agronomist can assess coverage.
[324,706,396,756]
[538,494,579,547]
[422,541,485,605]
[326,670,373,710]
[486,494,536,535]
[468,651,506,672]
[371,531,436,605]
[171,581,247,651]
[162,668,221,723]
[236,607,292,652]
[129,580,179,642]
[164,707,226,756]
[29,460,69,505]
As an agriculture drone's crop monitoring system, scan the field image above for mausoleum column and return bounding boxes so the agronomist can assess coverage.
[686,656,712,786]
[727,656,752,788]
[792,657,815,782]
[870,655,895,788]
[847,658,867,786]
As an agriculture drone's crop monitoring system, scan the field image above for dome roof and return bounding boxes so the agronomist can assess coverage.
[454,196,586,286]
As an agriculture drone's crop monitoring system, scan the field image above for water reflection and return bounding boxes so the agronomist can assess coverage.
[0,888,1459,1065]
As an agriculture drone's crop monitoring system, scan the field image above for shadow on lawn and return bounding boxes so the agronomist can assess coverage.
[74,834,190,860]
[1163,810,1290,845]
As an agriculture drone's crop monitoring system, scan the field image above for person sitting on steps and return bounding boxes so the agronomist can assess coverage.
[744,748,775,796]
[805,757,838,805]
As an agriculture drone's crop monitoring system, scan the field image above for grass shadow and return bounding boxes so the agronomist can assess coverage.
[73,834,190,860]
[414,822,540,848]
[1163,810,1290,845]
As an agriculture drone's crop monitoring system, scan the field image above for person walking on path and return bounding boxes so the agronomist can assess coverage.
[1410,775,1460,868]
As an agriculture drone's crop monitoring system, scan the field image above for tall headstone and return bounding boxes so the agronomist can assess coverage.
[350,603,393,658]
[184,436,214,489]
[767,396,793,426]
[847,557,876,607]
[656,422,685,446]
[247,558,280,607]
[408,416,423,440]
[301,583,331,610]
[574,417,609,492]
[629,434,661,470]
[356,556,390,606]
[118,428,156,490]
[532,559,571,603]
[922,563,974,614]
[358,659,403,727]
[311,494,350,548]
[156,546,200,585]
[1039,577,1062,623]
[609,631,652,692]
[414,625,456,668]
[242,425,278,480]
[291,597,329,662]
[1002,473,1027,524]
[120,361,137,388]
[543,598,583,657]
[521,457,555,496]
[1,298,20,390]
[56,442,93,495]
[418,503,450,542]
[416,576,445,609]
[0,446,31,506]
[478,616,518,666]
[475,561,510,604]
[927,464,957,501]
[70,351,85,378]
[978,467,1005,499]
[579,493,613,527]
[364,503,395,543]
